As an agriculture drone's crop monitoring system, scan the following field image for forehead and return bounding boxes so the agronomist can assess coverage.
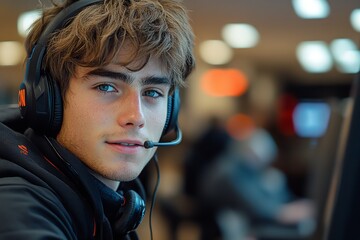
[111,41,169,77]
[110,55,169,80]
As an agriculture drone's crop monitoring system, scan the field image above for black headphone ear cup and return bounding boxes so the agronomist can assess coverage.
[47,74,63,135]
[19,0,102,136]
[163,88,180,136]
[19,72,63,136]
[113,190,146,237]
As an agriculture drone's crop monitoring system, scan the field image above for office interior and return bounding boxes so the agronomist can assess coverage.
[0,0,359,239]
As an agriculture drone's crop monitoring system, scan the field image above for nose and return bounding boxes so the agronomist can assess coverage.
[117,91,145,129]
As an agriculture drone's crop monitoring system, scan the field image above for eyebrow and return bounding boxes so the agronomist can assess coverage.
[86,68,171,85]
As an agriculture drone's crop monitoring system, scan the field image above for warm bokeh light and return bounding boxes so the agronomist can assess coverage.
[200,68,249,97]
[199,40,233,65]
[0,41,25,66]
[222,23,260,48]
[226,113,255,140]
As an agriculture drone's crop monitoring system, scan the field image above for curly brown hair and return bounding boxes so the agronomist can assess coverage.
[25,0,195,98]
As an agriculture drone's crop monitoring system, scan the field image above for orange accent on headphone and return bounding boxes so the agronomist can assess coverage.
[18,89,26,107]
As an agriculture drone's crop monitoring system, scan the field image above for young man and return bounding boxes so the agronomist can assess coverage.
[0,0,194,239]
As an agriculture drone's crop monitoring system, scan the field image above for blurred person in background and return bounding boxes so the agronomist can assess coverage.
[183,116,233,239]
[158,116,232,239]
[198,127,315,240]
[183,116,232,197]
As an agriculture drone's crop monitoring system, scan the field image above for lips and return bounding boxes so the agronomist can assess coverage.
[105,139,145,154]
[106,140,144,146]
[116,142,140,146]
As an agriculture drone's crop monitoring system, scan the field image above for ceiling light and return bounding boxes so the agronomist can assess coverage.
[350,9,360,32]
[292,0,330,19]
[330,38,360,74]
[222,23,259,48]
[199,40,233,65]
[17,9,42,37]
[0,41,25,66]
[296,41,333,73]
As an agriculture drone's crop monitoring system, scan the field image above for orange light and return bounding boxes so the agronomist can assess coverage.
[226,113,255,140]
[200,68,248,97]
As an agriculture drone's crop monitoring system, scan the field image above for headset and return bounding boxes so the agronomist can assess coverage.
[18,0,181,237]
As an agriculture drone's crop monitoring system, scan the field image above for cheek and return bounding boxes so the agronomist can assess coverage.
[62,95,100,134]
[68,90,105,120]
[64,100,83,125]
[147,108,166,139]
[150,105,168,134]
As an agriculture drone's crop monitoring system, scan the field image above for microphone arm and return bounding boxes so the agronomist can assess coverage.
[143,127,182,149]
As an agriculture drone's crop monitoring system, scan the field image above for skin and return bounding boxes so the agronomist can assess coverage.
[56,46,171,190]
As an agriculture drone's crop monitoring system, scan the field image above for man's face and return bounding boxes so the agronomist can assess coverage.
[56,49,170,183]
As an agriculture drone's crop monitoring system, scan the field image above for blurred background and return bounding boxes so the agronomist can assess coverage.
[0,0,359,239]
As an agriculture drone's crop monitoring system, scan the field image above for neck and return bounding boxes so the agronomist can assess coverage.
[91,172,120,191]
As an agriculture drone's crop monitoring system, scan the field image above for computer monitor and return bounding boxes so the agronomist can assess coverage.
[324,70,360,240]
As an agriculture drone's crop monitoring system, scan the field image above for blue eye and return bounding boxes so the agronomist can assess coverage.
[97,84,116,92]
[144,90,162,98]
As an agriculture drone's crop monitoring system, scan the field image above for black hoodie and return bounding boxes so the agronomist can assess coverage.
[0,105,145,240]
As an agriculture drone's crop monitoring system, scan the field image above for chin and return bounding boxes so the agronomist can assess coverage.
[109,164,143,182]
[117,173,141,182]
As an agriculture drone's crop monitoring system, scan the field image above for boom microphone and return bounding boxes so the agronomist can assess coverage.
[143,127,182,149]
